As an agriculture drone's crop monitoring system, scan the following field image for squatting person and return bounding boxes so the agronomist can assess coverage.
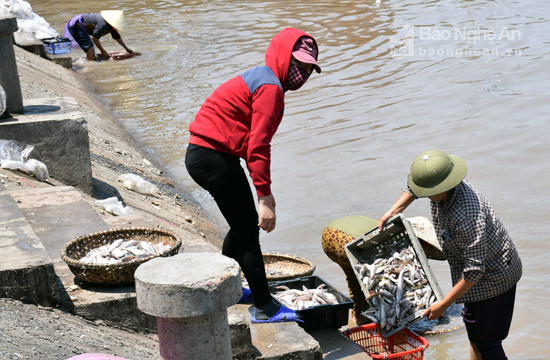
[65,10,135,61]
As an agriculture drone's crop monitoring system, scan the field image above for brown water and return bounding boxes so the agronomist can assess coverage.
[32,0,549,358]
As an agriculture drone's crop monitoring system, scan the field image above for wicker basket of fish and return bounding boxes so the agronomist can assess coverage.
[61,227,181,285]
[345,214,444,338]
[269,275,353,331]
[263,253,316,281]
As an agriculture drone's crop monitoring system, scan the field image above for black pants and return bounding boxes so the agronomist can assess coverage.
[462,285,517,360]
[185,144,271,306]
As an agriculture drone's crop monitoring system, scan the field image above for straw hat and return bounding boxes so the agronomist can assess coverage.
[408,149,467,198]
[100,10,128,32]
[405,216,446,261]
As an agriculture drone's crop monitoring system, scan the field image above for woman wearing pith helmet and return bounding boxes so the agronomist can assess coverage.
[378,149,522,360]
[65,10,135,61]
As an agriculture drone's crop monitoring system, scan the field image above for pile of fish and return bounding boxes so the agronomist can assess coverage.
[79,239,171,264]
[354,238,437,333]
[273,284,340,310]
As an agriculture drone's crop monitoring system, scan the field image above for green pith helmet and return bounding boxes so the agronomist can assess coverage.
[407,149,467,198]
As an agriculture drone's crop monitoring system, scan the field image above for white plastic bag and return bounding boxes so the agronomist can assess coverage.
[117,173,159,196]
[23,159,49,181]
[0,158,49,181]
[95,197,133,216]
[0,139,33,162]
[0,139,49,181]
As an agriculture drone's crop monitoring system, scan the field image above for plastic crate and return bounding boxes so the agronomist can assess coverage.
[342,323,429,359]
[42,37,72,55]
[268,275,353,331]
[345,214,444,338]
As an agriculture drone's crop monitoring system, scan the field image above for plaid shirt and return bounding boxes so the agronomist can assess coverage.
[426,181,522,303]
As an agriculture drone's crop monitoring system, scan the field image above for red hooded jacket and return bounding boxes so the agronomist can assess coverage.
[188,28,318,197]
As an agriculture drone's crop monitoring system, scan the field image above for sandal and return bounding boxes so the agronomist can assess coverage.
[238,287,254,304]
[251,305,303,324]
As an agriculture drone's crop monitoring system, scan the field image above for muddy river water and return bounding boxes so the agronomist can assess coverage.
[32,0,549,358]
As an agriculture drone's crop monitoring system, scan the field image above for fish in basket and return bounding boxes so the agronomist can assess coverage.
[61,227,181,285]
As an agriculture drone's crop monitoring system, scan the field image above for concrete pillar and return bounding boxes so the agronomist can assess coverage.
[135,252,242,360]
[0,16,24,114]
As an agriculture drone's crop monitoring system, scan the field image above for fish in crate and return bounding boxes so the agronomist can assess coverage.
[273,283,340,310]
[354,240,436,333]
[346,215,444,337]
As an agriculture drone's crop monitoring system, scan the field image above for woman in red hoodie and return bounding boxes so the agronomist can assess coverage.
[185,28,321,323]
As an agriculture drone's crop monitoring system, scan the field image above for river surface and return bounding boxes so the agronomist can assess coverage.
[31,0,549,358]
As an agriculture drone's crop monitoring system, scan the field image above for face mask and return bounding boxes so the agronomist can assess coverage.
[286,62,311,91]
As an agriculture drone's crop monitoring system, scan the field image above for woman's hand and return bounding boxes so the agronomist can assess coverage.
[258,195,276,233]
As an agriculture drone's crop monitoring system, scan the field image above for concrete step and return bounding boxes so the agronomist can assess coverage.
[233,304,322,360]
[7,184,328,359]
[0,182,58,306]
[8,185,158,331]
[6,184,254,359]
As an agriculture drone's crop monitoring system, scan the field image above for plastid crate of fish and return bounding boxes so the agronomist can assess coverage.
[268,275,353,331]
[42,36,72,55]
[345,214,444,338]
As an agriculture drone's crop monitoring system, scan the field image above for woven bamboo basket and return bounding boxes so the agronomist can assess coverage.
[263,253,316,281]
[61,227,181,285]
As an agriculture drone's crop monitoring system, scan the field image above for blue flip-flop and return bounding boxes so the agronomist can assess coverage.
[251,305,304,324]
[238,287,254,304]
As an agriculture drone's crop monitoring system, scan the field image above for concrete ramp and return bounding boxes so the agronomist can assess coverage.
[9,186,109,278]
[0,182,58,306]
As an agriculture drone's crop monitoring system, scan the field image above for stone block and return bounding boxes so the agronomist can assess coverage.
[228,306,255,360]
[0,16,17,33]
[48,56,72,69]
[0,17,24,114]
[0,97,93,194]
[135,252,242,318]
